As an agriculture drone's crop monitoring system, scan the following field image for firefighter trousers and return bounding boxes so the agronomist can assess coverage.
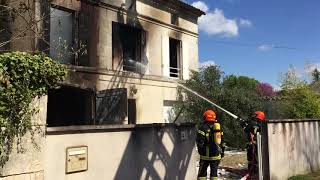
[197,159,220,180]
[247,143,258,176]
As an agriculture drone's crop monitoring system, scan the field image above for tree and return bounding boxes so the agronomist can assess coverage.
[270,65,320,119]
[256,82,276,97]
[280,64,306,89]
[280,86,320,119]
[176,65,223,124]
[176,65,265,148]
[219,75,263,147]
[312,68,320,83]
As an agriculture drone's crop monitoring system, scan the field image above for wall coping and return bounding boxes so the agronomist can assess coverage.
[67,65,184,84]
[46,123,195,135]
[267,119,320,123]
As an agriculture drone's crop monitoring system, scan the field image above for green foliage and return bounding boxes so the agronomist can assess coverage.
[269,66,320,119]
[0,52,67,166]
[288,170,320,180]
[312,68,320,83]
[280,64,306,89]
[178,63,320,148]
[280,86,320,119]
[219,75,263,147]
[176,66,264,148]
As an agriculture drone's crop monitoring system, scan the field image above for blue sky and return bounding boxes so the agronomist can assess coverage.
[187,0,320,89]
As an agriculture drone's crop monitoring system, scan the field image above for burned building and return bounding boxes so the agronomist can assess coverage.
[1,1,205,179]
[1,0,204,125]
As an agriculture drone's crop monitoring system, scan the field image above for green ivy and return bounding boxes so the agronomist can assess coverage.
[0,52,67,166]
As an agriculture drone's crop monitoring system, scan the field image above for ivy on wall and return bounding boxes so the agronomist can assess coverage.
[0,52,67,166]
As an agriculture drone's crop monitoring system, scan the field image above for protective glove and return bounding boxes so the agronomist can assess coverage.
[238,117,248,128]
[221,152,225,158]
[197,139,206,149]
[221,143,226,158]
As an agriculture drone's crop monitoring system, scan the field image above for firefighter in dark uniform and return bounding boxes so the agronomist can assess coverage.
[196,110,225,180]
[239,111,266,179]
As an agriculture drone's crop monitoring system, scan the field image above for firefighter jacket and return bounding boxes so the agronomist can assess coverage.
[196,121,225,161]
[240,118,262,143]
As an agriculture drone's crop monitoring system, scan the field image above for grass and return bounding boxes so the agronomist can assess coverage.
[288,171,320,180]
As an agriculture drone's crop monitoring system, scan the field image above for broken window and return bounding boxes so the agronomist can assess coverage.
[169,38,182,78]
[47,86,94,127]
[112,22,147,73]
[47,87,129,126]
[50,6,74,64]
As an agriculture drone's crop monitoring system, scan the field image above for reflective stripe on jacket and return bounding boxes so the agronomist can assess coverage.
[196,122,223,160]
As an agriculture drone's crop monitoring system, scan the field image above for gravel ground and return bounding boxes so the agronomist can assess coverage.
[220,151,247,169]
[196,151,248,179]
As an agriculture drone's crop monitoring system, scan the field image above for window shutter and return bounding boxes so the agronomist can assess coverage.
[112,22,123,70]
[140,29,148,74]
[95,88,128,124]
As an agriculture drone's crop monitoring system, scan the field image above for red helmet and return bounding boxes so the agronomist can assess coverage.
[253,111,265,121]
[203,110,216,122]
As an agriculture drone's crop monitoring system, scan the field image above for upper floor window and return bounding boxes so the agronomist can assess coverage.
[50,6,75,64]
[169,38,182,78]
[112,22,147,73]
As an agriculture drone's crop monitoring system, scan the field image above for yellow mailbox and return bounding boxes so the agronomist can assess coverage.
[66,146,88,174]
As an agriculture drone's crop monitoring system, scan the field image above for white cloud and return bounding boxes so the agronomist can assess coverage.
[239,19,252,28]
[258,44,273,51]
[200,60,216,68]
[304,62,320,73]
[191,1,252,37]
[191,1,209,13]
[198,9,238,37]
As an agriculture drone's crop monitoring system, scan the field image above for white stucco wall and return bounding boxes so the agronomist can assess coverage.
[267,120,320,180]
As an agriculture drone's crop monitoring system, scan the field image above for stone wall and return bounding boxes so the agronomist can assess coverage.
[0,96,47,180]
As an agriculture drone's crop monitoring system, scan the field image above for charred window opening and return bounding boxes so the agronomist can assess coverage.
[171,13,179,26]
[112,22,147,73]
[47,86,94,127]
[50,6,75,64]
[47,87,129,126]
[128,99,136,124]
[169,38,181,78]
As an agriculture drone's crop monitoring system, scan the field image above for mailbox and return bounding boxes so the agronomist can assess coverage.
[66,146,88,174]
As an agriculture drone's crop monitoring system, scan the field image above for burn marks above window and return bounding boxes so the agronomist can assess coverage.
[171,13,179,26]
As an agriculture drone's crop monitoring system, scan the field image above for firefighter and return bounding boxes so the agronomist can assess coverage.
[239,111,266,179]
[196,109,225,180]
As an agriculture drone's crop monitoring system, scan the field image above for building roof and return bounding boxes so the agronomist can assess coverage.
[172,0,205,16]
[153,0,205,17]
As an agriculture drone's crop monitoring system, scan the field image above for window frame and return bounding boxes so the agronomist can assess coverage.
[49,4,77,65]
[169,37,182,79]
[112,22,147,74]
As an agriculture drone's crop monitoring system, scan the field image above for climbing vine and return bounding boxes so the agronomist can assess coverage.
[0,52,67,166]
